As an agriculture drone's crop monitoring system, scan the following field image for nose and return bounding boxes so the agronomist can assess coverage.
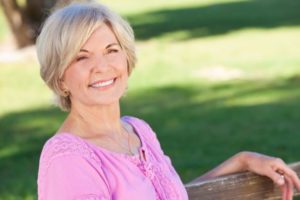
[92,54,110,73]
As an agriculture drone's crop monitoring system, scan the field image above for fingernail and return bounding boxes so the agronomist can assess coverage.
[278,175,285,185]
[278,179,284,185]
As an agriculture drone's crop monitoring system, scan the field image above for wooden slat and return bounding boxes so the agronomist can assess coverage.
[185,162,300,200]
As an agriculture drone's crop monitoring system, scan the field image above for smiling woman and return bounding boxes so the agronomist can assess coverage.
[35,1,300,200]
[36,1,136,112]
[36,2,188,200]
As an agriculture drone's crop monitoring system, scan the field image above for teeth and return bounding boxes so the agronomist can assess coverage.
[91,79,114,88]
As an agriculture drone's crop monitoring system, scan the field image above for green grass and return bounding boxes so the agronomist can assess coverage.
[1,0,300,199]
[122,79,300,178]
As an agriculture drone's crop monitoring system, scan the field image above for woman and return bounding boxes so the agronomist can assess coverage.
[36,1,300,200]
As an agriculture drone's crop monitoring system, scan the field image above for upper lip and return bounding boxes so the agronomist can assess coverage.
[88,77,116,86]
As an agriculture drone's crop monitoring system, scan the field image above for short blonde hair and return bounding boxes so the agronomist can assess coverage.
[36,1,136,111]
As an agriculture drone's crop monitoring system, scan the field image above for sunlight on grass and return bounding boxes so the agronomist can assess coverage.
[0,145,21,159]
[0,194,35,200]
[100,0,246,15]
[0,62,53,117]
[224,88,300,107]
[183,78,300,108]
[130,26,300,91]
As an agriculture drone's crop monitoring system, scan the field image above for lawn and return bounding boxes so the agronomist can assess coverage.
[1,0,300,199]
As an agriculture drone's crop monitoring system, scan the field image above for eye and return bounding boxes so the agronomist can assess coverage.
[107,49,119,54]
[76,56,88,62]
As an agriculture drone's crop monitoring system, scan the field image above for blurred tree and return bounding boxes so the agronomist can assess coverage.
[0,0,89,48]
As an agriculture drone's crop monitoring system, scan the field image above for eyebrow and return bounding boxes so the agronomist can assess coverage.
[106,43,120,49]
[79,43,120,52]
[79,49,89,53]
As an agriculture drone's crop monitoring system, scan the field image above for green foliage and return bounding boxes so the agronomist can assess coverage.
[1,0,300,199]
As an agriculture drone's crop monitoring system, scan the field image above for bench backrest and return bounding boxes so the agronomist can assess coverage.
[185,162,300,200]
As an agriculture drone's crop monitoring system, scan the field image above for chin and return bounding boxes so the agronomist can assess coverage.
[94,95,123,106]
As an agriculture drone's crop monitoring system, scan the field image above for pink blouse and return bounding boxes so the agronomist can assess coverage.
[37,116,188,200]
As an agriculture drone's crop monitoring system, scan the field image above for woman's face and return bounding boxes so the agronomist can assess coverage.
[61,24,128,109]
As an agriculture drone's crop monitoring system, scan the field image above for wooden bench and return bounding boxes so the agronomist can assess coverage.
[186,162,300,200]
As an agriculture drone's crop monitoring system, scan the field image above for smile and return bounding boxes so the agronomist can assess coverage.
[89,78,116,88]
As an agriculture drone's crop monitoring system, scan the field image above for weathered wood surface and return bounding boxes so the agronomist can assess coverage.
[186,162,300,200]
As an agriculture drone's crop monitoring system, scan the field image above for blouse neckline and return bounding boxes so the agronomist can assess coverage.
[57,116,146,159]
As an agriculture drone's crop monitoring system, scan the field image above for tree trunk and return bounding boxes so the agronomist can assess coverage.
[0,0,33,48]
[0,0,86,48]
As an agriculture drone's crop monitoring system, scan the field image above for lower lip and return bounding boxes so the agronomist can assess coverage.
[90,78,116,91]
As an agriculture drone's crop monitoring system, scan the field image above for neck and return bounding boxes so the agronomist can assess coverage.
[60,102,124,138]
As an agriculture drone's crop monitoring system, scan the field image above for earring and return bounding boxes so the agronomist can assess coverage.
[63,90,70,97]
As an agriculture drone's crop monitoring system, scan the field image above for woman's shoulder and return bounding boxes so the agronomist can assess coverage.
[122,115,153,131]
[39,133,101,169]
[38,134,110,199]
[122,115,159,145]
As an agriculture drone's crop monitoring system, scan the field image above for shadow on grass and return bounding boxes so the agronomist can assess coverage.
[1,77,300,198]
[0,108,66,199]
[127,0,300,40]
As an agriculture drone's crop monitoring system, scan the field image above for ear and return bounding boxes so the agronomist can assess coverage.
[59,78,69,93]
[127,61,131,76]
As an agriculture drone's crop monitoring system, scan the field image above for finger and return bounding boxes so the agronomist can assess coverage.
[284,168,300,191]
[285,176,294,200]
[275,163,300,191]
[281,184,286,200]
[267,170,285,186]
[280,178,291,200]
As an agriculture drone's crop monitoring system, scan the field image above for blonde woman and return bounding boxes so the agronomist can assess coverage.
[36,2,300,200]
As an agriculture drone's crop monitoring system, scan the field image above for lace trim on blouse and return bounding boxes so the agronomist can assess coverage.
[38,134,103,199]
[127,118,181,200]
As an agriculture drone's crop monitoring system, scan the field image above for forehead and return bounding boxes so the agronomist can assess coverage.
[82,24,119,49]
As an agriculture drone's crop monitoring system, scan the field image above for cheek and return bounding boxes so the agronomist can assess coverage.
[64,67,86,90]
[112,62,128,78]
[114,52,128,71]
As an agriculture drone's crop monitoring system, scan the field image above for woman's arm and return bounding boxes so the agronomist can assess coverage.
[191,151,300,200]
[191,151,247,182]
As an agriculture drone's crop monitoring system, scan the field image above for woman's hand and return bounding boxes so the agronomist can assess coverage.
[193,151,300,200]
[242,152,300,200]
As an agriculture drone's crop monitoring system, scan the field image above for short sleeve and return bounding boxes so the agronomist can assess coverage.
[39,154,110,200]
